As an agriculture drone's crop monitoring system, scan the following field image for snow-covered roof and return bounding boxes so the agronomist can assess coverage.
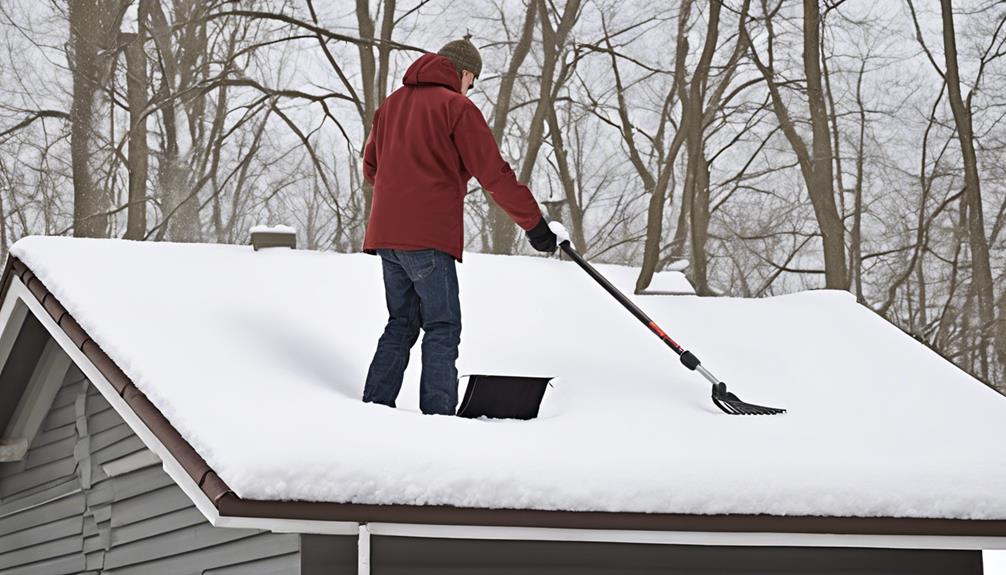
[7,235,1006,524]
[641,265,695,294]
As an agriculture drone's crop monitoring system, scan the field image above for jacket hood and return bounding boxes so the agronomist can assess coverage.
[402,54,461,92]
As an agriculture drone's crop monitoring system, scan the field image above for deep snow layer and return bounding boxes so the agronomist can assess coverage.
[10,235,1006,519]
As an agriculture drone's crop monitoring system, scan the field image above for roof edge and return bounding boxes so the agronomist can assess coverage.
[4,250,1006,539]
[1,254,233,506]
[215,493,1006,538]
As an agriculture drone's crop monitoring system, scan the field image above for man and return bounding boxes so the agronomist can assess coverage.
[360,36,565,415]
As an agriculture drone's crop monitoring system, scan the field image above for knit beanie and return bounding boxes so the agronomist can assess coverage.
[437,35,482,78]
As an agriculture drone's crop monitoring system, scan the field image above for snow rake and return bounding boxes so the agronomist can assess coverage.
[559,240,786,416]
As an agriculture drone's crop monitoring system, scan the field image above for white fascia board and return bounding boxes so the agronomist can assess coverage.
[214,514,359,535]
[6,275,1003,549]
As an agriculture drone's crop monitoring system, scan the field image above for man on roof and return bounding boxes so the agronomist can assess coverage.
[360,36,569,415]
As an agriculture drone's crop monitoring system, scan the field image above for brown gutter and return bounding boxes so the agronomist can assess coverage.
[4,253,1006,539]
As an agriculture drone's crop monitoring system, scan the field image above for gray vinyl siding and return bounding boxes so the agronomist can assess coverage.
[0,362,304,574]
[368,536,984,575]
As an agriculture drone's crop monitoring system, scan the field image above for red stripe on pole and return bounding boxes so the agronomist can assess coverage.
[647,321,678,346]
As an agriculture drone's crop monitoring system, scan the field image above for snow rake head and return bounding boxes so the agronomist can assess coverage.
[711,382,786,415]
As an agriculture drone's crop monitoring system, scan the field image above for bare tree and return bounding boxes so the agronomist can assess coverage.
[485,0,538,252]
[491,0,582,254]
[936,0,1000,377]
[743,0,849,290]
[69,0,122,238]
[122,2,148,240]
[0,0,1004,392]
[907,0,1005,381]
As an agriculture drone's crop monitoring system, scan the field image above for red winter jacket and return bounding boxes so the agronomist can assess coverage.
[362,53,542,262]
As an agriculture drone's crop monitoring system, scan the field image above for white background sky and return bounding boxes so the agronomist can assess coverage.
[988,550,1006,572]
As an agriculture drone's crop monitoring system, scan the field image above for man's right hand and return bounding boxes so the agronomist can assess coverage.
[526,216,558,253]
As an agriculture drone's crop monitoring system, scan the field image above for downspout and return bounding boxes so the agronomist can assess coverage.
[358,523,371,575]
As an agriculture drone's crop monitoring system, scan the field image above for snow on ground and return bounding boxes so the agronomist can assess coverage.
[10,235,1006,519]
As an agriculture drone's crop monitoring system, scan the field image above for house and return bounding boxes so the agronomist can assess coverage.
[1,234,1004,574]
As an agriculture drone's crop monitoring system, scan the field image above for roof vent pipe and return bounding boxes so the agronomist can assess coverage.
[249,224,296,251]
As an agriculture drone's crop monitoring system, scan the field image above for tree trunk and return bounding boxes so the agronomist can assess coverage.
[803,0,847,290]
[636,0,691,293]
[851,63,866,302]
[69,0,110,238]
[682,0,720,295]
[123,21,148,241]
[634,130,686,293]
[498,0,580,255]
[356,0,378,221]
[0,185,7,256]
[745,1,848,289]
[545,104,586,252]
[939,0,999,380]
[487,1,537,253]
[376,0,397,106]
[146,0,200,242]
[172,2,206,242]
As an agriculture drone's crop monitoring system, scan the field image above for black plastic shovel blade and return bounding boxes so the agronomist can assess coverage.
[711,382,786,415]
[456,374,552,420]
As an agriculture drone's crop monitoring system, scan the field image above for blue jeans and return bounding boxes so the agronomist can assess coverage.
[363,248,462,415]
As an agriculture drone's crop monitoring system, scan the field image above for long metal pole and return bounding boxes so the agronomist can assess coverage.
[558,241,718,386]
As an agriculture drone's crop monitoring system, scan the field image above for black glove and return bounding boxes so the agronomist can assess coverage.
[526,216,558,253]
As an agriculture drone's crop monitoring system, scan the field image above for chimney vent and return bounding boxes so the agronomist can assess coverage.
[249,224,296,251]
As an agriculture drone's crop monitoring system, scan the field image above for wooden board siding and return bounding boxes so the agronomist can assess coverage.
[0,361,303,574]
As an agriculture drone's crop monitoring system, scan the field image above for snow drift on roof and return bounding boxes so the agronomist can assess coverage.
[9,235,1006,520]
